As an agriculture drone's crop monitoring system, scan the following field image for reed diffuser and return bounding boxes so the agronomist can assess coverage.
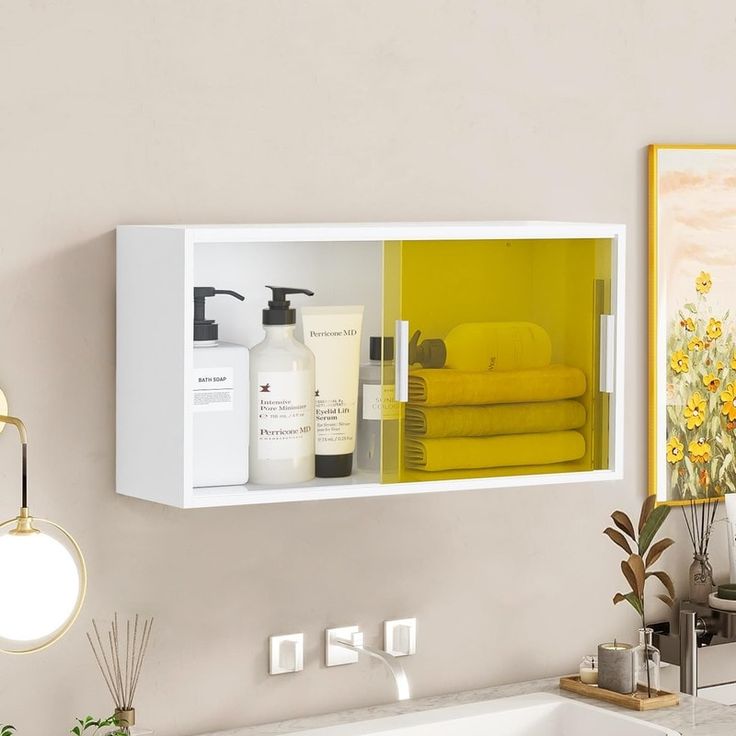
[681,494,719,603]
[87,614,154,733]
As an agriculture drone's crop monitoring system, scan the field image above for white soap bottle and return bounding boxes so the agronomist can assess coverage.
[192,287,249,487]
[249,286,315,484]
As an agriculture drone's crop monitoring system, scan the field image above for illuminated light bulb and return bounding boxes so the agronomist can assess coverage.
[0,529,80,641]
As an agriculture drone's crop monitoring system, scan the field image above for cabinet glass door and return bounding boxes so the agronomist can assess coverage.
[381,237,615,484]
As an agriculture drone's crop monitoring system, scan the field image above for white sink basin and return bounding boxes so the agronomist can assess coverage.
[291,693,678,735]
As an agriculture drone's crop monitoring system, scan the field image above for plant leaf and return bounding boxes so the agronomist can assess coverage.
[622,554,645,598]
[612,511,637,541]
[639,505,671,555]
[645,538,675,568]
[658,594,675,608]
[604,527,632,554]
[613,593,626,605]
[624,592,644,616]
[638,495,656,534]
[630,554,646,596]
[647,570,676,599]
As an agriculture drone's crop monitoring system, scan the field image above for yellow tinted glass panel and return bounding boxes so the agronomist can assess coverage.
[383,238,613,483]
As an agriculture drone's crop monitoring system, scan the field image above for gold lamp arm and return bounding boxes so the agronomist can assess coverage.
[0,415,28,511]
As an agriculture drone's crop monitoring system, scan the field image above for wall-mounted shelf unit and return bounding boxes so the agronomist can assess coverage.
[116,221,625,508]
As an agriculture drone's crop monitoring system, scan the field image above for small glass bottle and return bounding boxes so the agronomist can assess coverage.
[356,337,397,472]
[634,627,661,696]
[689,552,714,604]
[579,655,598,685]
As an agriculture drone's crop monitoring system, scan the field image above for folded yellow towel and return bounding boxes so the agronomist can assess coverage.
[404,431,586,471]
[404,401,586,438]
[408,365,586,407]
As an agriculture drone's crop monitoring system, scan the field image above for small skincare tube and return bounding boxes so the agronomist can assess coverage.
[302,305,364,477]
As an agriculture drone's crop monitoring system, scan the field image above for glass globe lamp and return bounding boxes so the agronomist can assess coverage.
[0,400,86,653]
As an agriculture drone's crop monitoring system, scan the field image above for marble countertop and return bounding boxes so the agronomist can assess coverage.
[197,677,736,736]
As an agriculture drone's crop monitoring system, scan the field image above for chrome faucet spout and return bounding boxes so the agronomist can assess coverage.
[334,635,411,701]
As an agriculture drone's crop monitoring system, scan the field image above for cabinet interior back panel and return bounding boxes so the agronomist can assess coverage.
[193,241,382,359]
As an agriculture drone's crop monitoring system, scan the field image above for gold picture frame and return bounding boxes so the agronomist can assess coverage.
[649,144,736,505]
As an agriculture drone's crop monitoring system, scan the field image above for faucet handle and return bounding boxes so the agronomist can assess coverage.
[350,631,364,647]
[325,625,360,667]
[384,618,417,657]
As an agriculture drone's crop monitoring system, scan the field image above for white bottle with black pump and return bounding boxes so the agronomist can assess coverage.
[192,287,249,487]
[250,286,315,484]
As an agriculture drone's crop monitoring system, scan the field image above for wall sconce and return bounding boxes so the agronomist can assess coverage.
[0,388,87,653]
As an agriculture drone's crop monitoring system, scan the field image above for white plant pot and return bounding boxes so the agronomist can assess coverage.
[724,494,736,583]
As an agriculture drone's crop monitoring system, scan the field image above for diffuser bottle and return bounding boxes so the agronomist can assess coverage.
[249,286,315,484]
[192,287,249,487]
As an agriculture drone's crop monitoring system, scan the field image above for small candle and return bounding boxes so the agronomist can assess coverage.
[579,655,598,685]
[597,641,635,694]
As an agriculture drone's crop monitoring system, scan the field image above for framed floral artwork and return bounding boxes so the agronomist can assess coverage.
[649,145,736,503]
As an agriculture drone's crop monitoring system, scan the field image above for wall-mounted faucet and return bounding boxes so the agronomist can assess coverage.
[325,620,416,701]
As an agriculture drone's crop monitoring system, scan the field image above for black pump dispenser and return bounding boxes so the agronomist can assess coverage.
[409,329,447,368]
[263,285,314,325]
[194,287,245,341]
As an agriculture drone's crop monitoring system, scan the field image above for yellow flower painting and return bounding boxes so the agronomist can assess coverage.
[664,260,735,495]
[688,437,711,464]
[721,383,736,422]
[666,436,684,463]
[683,392,706,429]
[670,351,689,373]
[653,145,736,501]
[704,373,721,393]
[707,318,723,339]
[696,271,712,294]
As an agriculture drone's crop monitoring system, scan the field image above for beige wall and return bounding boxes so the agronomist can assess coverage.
[1,1,735,733]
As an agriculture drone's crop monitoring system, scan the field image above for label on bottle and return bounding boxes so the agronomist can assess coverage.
[193,367,234,412]
[256,371,314,460]
[362,383,400,421]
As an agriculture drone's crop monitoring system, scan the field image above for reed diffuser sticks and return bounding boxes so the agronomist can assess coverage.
[87,614,153,712]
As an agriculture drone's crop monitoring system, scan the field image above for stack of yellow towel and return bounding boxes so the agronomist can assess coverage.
[404,365,587,472]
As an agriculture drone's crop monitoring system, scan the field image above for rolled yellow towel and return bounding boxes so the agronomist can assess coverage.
[404,431,586,471]
[404,401,586,438]
[408,365,586,407]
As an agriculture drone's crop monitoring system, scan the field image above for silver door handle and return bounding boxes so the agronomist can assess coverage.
[599,315,615,393]
[395,320,409,403]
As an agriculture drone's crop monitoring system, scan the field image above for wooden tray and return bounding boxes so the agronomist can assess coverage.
[559,675,679,711]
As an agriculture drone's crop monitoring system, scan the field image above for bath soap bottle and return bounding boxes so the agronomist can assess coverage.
[409,322,552,371]
[192,287,249,487]
[357,337,398,472]
[249,286,315,484]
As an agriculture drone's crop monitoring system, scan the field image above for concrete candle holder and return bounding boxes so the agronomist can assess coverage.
[597,641,635,694]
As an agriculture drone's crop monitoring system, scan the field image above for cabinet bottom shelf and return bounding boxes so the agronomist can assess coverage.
[174,468,621,508]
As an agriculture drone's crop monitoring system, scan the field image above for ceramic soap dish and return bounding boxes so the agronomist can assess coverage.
[708,592,736,611]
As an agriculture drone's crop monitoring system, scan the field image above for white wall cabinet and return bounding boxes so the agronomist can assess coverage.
[116,222,625,508]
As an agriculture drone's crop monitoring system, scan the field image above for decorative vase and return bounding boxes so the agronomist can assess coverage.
[688,552,714,604]
[634,627,661,696]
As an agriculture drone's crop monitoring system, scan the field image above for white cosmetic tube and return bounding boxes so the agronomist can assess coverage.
[301,306,364,478]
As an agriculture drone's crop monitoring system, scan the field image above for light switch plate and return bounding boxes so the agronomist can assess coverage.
[269,633,304,674]
[384,618,417,657]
